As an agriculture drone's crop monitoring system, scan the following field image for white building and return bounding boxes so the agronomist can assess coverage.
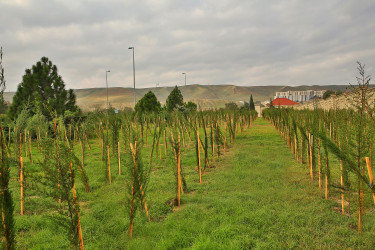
[274,90,326,102]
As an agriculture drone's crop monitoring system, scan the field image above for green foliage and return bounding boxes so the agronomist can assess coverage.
[36,118,85,248]
[166,86,184,112]
[249,95,255,111]
[323,90,335,99]
[8,57,80,120]
[240,102,250,111]
[184,101,197,112]
[0,47,7,114]
[323,90,343,100]
[5,107,375,249]
[225,102,238,110]
[269,98,274,108]
[27,110,49,138]
[135,91,161,114]
[0,126,15,249]
[126,135,150,234]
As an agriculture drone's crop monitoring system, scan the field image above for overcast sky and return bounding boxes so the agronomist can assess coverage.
[1,0,375,91]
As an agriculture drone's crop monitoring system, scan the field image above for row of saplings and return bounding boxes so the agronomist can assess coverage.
[0,109,257,249]
[263,107,375,233]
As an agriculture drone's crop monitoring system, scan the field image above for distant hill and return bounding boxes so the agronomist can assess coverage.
[3,84,367,111]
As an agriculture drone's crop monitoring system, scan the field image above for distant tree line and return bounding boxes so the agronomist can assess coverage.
[323,89,343,99]
[224,94,256,111]
[135,86,197,114]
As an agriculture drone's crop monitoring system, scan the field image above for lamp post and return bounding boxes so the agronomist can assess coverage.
[106,70,110,110]
[128,47,136,107]
[182,72,186,86]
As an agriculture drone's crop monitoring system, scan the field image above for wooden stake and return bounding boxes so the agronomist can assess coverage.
[80,138,84,169]
[164,129,167,157]
[118,141,121,175]
[198,136,210,168]
[70,163,84,250]
[100,138,104,161]
[177,135,181,206]
[107,145,111,184]
[307,133,310,168]
[212,125,215,163]
[24,130,27,158]
[129,142,137,237]
[310,134,313,181]
[325,153,329,200]
[159,134,162,160]
[20,157,24,216]
[8,126,11,148]
[28,131,33,163]
[300,136,304,164]
[178,134,183,194]
[358,163,364,233]
[295,136,298,161]
[318,139,322,189]
[339,141,344,214]
[83,133,91,151]
[197,130,202,183]
[365,157,375,204]
[224,122,227,153]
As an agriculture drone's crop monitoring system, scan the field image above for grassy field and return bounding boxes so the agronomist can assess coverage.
[10,118,375,249]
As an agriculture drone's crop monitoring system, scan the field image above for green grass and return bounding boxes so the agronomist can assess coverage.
[9,118,375,249]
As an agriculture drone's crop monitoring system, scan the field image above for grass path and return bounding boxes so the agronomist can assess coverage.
[127,118,375,249]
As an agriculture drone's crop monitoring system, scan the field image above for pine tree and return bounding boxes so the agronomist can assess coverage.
[135,91,161,113]
[249,95,255,111]
[0,48,15,248]
[0,125,15,250]
[0,47,7,114]
[166,86,184,112]
[8,57,80,120]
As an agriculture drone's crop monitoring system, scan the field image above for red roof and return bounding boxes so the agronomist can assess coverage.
[270,98,299,106]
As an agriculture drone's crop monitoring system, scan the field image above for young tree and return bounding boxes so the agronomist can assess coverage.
[225,102,238,110]
[184,101,197,112]
[0,47,7,114]
[166,86,184,112]
[135,91,161,113]
[8,57,80,120]
[240,102,249,111]
[249,95,255,111]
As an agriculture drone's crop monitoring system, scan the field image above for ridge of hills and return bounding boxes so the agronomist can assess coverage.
[3,84,360,111]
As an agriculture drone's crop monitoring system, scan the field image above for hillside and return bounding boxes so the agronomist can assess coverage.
[3,84,360,111]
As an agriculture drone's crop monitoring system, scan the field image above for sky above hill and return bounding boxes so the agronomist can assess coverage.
[1,0,375,91]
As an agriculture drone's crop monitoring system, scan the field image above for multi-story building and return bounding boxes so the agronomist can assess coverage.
[274,90,326,102]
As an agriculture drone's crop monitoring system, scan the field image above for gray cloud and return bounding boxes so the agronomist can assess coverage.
[1,0,375,92]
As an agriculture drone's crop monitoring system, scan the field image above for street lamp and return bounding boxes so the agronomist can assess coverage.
[106,70,110,110]
[128,46,136,107]
[182,72,186,86]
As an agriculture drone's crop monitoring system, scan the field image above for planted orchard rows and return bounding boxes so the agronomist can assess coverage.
[0,109,257,249]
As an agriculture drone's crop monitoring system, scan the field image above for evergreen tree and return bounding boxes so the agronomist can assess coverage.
[323,90,335,99]
[8,57,79,120]
[249,95,255,111]
[0,47,15,250]
[0,47,7,114]
[185,101,197,112]
[166,86,184,112]
[225,102,238,110]
[135,91,161,113]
